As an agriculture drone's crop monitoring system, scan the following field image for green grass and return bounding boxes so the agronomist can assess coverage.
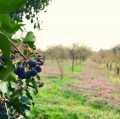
[29,76,120,119]
[29,62,120,119]
[44,75,81,87]
[89,100,114,111]
[103,67,120,84]
[101,63,120,84]
[65,63,85,73]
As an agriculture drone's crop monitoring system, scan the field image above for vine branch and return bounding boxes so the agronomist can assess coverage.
[9,39,28,60]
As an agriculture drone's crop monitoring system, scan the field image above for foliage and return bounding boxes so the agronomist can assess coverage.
[91,45,120,75]
[9,0,52,29]
[0,0,45,118]
[65,63,85,73]
[0,0,27,14]
[69,43,91,71]
[45,45,69,79]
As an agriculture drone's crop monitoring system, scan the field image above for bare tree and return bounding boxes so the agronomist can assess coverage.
[46,45,69,79]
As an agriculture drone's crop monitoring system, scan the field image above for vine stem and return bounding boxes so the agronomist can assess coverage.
[17,116,23,119]
[3,94,10,119]
[9,39,28,60]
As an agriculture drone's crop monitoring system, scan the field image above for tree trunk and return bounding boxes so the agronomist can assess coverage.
[75,58,78,66]
[116,67,119,75]
[57,59,64,80]
[109,63,112,70]
[106,62,109,68]
[72,57,75,72]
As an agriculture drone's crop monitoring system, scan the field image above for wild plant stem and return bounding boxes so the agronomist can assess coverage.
[9,39,28,60]
[3,94,10,119]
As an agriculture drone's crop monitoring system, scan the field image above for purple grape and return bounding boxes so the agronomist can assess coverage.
[0,57,6,62]
[35,66,42,72]
[30,68,37,76]
[38,82,44,88]
[28,60,37,67]
[26,72,31,79]
[18,71,27,79]
[14,68,18,75]
[37,59,44,65]
[17,65,24,74]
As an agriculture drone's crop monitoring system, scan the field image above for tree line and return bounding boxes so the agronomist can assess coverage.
[36,43,91,79]
[91,45,120,75]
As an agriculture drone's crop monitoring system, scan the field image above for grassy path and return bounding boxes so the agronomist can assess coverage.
[30,60,120,119]
[66,60,119,106]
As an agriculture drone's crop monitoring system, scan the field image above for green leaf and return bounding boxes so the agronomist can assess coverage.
[0,82,8,94]
[23,49,28,56]
[0,14,24,37]
[0,32,11,59]
[36,75,41,80]
[0,0,27,14]
[0,33,16,81]
[26,90,33,100]
[31,78,38,94]
[0,65,16,81]
[23,31,36,48]
[20,96,33,106]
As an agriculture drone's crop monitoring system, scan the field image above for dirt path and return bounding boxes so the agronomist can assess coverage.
[64,60,119,106]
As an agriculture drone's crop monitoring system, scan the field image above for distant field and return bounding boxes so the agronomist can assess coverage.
[30,60,120,119]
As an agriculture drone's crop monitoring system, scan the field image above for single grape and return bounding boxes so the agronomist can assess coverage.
[0,112,8,118]
[25,72,31,79]
[14,68,18,75]
[10,117,16,119]
[10,55,15,60]
[28,60,37,67]
[37,59,44,65]
[38,82,44,87]
[37,54,41,57]
[0,105,5,111]
[30,68,37,76]
[0,57,6,62]
[35,66,42,72]
[18,71,27,79]
[17,65,24,74]
[3,99,10,104]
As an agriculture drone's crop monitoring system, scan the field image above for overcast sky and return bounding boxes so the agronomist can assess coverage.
[25,0,120,51]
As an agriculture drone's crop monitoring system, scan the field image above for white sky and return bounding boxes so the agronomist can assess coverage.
[25,0,120,51]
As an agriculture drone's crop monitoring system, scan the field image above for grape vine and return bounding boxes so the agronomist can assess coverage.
[0,0,45,118]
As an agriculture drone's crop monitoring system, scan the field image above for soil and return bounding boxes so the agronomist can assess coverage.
[41,60,120,106]
[63,60,120,106]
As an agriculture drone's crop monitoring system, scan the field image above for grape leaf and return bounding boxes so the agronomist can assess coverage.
[0,32,16,81]
[0,0,27,14]
[23,31,36,48]
[20,96,33,106]
[0,82,8,94]
[0,14,24,37]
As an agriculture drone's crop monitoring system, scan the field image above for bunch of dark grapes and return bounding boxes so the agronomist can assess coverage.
[35,54,44,65]
[14,59,42,79]
[14,54,44,80]
[0,98,17,119]
[10,54,15,60]
[0,105,8,119]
